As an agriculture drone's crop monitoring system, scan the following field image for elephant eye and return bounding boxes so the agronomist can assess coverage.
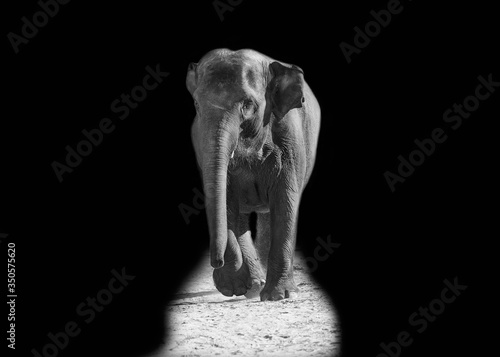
[241,100,255,118]
[194,100,200,111]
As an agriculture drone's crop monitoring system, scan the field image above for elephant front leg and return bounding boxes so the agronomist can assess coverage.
[213,213,266,297]
[260,188,300,301]
[212,222,245,296]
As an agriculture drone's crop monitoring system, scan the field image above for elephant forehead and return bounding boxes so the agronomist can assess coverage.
[201,60,263,99]
[204,63,244,93]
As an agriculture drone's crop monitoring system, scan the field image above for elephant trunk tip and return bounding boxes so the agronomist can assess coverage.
[211,256,224,269]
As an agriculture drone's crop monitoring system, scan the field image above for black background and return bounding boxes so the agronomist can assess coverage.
[2,1,498,356]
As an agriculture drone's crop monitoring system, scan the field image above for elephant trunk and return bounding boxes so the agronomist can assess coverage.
[202,119,237,268]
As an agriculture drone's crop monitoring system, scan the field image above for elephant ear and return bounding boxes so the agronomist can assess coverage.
[186,62,198,95]
[266,61,305,122]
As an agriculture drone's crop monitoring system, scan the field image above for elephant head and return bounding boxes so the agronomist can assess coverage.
[186,49,305,269]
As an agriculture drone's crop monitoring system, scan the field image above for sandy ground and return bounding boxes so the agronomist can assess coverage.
[146,251,341,357]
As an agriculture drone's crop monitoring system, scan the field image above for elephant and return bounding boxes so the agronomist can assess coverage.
[186,48,320,301]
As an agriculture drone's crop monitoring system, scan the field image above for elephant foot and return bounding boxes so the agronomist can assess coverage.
[260,279,299,301]
[213,259,265,297]
[244,278,266,299]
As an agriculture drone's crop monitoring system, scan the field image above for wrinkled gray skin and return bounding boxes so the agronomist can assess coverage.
[187,49,320,301]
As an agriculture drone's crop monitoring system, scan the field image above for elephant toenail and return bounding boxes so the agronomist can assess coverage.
[220,288,233,297]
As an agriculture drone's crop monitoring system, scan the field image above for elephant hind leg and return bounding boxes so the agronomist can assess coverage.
[255,212,271,274]
[237,214,266,298]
